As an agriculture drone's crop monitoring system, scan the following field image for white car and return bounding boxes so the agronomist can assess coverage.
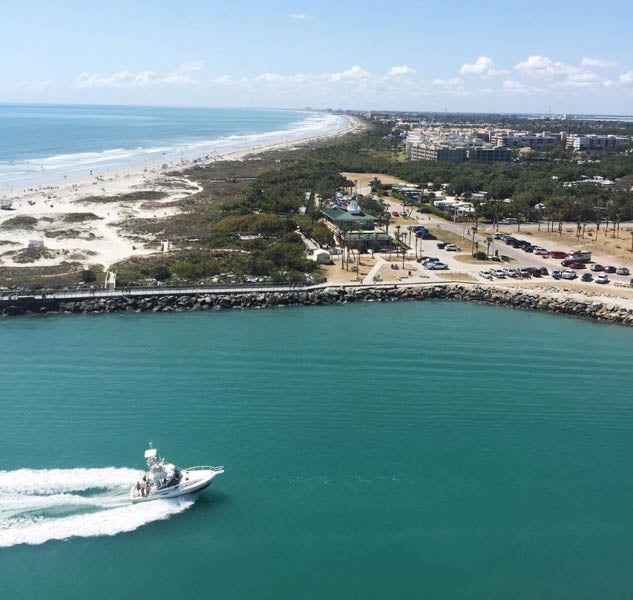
[533,247,549,255]
[491,268,507,278]
[561,270,577,280]
[479,270,494,279]
[444,243,460,251]
[596,273,610,284]
[616,267,630,276]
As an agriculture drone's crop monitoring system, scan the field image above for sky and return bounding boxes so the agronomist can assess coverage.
[2,0,633,114]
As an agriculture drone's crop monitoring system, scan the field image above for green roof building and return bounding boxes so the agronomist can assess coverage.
[321,205,378,232]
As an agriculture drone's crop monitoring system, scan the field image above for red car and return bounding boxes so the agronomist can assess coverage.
[391,211,400,217]
[567,261,586,269]
[548,251,568,259]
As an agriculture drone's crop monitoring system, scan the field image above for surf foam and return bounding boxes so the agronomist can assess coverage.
[0,467,195,547]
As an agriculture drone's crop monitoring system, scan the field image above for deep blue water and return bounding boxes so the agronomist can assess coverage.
[1,301,633,598]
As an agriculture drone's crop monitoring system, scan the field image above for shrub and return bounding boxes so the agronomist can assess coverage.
[154,265,172,281]
[472,251,488,260]
[81,269,97,283]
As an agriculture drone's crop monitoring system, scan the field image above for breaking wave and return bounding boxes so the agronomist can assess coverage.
[0,467,195,547]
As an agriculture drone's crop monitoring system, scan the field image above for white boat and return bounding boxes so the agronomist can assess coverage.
[130,446,223,502]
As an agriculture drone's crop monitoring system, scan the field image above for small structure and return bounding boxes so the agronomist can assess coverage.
[104,270,117,290]
[27,239,44,248]
[312,249,332,264]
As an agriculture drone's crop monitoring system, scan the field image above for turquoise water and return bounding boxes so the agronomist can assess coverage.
[1,301,633,598]
[0,104,344,190]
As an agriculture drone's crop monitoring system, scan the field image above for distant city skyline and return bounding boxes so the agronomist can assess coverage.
[2,0,633,114]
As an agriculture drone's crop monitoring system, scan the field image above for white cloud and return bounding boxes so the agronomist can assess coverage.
[514,55,613,89]
[514,55,573,79]
[289,13,313,20]
[328,65,371,81]
[502,79,542,95]
[581,57,617,69]
[74,61,207,89]
[620,70,633,85]
[178,60,205,73]
[74,70,156,88]
[431,77,463,87]
[459,56,508,77]
[388,65,416,76]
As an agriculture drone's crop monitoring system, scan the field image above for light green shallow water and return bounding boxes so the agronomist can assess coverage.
[1,301,633,599]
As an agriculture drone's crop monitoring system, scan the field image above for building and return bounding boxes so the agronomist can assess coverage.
[489,131,561,149]
[320,205,378,232]
[467,146,511,162]
[341,232,393,252]
[566,134,630,151]
[409,143,467,162]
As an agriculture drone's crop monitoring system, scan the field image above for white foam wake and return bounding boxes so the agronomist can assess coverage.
[0,467,195,547]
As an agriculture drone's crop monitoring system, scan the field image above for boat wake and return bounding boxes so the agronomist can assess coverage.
[0,467,195,548]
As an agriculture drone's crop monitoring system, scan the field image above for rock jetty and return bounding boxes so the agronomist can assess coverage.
[2,283,633,326]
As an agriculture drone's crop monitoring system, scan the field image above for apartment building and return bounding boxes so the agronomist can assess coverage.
[566,134,630,151]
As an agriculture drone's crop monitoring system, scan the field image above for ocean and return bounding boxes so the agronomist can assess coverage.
[2,301,633,599]
[0,104,346,191]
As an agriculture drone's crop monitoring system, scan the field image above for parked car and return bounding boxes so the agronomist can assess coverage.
[391,211,400,217]
[445,244,460,251]
[564,261,586,269]
[427,262,448,270]
[561,270,578,280]
[605,266,617,274]
[493,233,506,240]
[522,245,535,253]
[436,242,447,249]
[581,273,593,282]
[491,268,507,278]
[616,267,630,275]
[524,267,542,277]
[552,269,562,279]
[479,270,494,279]
[590,264,605,272]
[539,267,549,276]
[596,273,609,284]
[548,251,568,259]
[533,247,549,255]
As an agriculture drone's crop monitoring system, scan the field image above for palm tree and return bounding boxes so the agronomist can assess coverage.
[485,235,493,259]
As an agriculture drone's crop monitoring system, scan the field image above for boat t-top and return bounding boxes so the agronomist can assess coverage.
[131,446,224,502]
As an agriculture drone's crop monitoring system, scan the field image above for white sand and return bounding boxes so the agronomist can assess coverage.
[0,115,364,272]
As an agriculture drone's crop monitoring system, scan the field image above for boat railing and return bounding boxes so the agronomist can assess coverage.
[185,465,224,472]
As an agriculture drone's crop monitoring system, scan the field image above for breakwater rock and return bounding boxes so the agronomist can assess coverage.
[2,284,633,326]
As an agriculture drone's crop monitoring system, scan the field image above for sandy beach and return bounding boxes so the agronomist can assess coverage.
[0,114,365,272]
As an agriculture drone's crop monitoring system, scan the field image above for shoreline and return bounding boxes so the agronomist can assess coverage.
[0,114,364,271]
[3,280,633,327]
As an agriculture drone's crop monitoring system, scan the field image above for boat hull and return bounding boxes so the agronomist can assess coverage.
[130,468,222,503]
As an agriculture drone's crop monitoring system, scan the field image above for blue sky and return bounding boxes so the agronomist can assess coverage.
[2,0,633,113]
